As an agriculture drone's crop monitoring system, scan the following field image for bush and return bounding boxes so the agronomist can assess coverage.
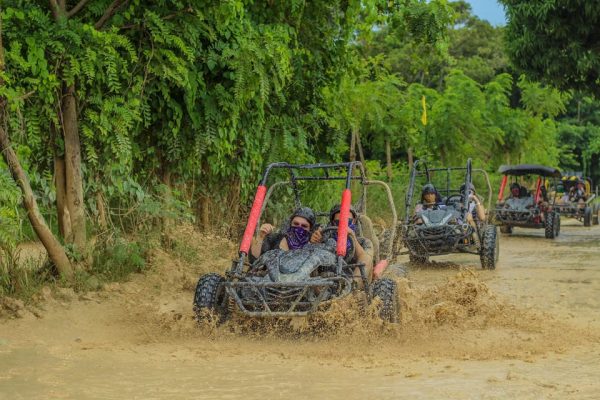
[91,238,148,281]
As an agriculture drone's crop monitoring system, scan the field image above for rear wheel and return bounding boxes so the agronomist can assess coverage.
[409,252,428,265]
[544,212,560,239]
[480,225,499,270]
[193,273,229,323]
[499,225,512,234]
[584,206,592,227]
[372,278,399,323]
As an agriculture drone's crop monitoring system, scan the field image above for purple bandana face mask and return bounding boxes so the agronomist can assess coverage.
[286,226,310,250]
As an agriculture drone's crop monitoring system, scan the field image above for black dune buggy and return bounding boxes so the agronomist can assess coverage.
[400,158,499,269]
[553,175,599,227]
[193,162,401,323]
[492,164,562,238]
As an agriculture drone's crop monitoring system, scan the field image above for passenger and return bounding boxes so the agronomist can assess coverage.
[250,206,317,259]
[460,183,486,225]
[571,180,587,202]
[311,204,374,284]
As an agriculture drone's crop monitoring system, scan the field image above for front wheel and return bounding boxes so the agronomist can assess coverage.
[371,278,399,323]
[544,212,560,239]
[193,273,229,324]
[480,225,499,270]
[499,225,512,234]
[593,205,599,225]
[584,206,592,227]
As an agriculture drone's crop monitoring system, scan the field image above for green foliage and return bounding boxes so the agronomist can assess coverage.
[0,169,21,251]
[1,0,597,282]
[91,239,148,282]
[500,0,600,94]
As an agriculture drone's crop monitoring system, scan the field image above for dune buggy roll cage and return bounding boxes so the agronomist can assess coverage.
[494,164,562,227]
[233,162,397,279]
[404,158,492,224]
[496,164,561,205]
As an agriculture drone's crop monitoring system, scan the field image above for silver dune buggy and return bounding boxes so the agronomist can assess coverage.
[400,158,498,269]
[193,162,401,323]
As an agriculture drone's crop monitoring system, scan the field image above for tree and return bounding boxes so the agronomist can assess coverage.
[0,11,73,276]
[500,0,600,94]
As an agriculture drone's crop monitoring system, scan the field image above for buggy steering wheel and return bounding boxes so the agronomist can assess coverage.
[445,194,464,207]
[319,226,356,262]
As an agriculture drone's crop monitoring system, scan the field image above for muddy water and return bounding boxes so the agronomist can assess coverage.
[1,222,600,399]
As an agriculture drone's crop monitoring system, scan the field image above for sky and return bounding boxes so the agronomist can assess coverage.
[465,0,507,26]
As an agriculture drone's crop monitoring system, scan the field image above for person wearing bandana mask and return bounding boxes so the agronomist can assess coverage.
[509,182,522,199]
[250,207,317,258]
[310,204,374,285]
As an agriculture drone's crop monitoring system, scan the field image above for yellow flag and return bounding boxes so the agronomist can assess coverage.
[421,95,427,126]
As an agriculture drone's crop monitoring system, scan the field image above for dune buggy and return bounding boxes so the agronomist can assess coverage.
[553,175,599,226]
[492,164,561,238]
[193,162,401,323]
[400,158,498,269]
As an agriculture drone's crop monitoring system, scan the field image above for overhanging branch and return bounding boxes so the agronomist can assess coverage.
[94,0,125,30]
[67,0,91,17]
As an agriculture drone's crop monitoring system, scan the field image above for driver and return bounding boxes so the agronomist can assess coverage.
[311,204,374,284]
[414,183,445,213]
[250,207,318,259]
[509,182,521,198]
[413,183,445,224]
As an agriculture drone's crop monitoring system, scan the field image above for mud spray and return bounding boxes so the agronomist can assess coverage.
[2,223,600,399]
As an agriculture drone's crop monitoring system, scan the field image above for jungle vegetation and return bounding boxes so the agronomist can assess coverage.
[1,1,599,286]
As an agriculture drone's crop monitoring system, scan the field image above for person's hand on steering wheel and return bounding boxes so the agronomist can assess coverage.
[310,227,323,243]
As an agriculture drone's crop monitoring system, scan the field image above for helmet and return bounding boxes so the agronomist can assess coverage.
[329,204,358,224]
[290,207,316,229]
[460,182,475,194]
[421,183,437,195]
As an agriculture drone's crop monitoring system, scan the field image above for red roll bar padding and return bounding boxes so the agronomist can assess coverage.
[336,189,352,257]
[239,185,267,254]
[534,177,542,204]
[372,259,389,280]
[498,175,508,201]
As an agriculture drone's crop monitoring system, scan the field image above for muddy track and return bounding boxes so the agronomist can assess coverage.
[1,222,600,399]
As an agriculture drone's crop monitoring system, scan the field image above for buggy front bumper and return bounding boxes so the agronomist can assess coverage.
[493,208,542,227]
[403,223,473,256]
[223,277,353,317]
[554,204,583,219]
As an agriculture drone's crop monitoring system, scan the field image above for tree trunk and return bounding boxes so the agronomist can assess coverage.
[349,128,356,162]
[54,156,73,241]
[0,126,73,278]
[96,191,107,230]
[385,137,392,181]
[355,128,366,166]
[407,147,414,169]
[61,84,86,253]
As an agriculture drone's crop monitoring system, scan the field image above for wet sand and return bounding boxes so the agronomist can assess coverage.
[1,222,599,399]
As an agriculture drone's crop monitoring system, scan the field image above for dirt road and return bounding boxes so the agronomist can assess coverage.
[1,223,599,399]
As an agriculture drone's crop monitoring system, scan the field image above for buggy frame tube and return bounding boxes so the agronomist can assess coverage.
[405,159,422,225]
[365,179,398,259]
[498,175,508,202]
[235,161,366,274]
